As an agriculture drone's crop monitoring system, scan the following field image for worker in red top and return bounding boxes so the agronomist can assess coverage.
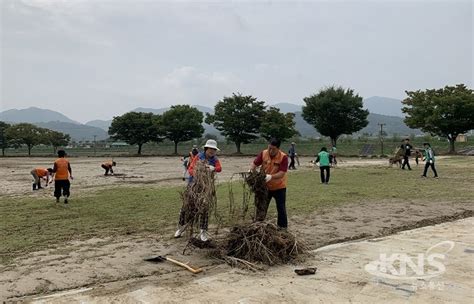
[52,150,73,204]
[101,161,117,175]
[181,145,199,181]
[30,168,53,190]
[250,138,289,229]
[174,139,222,241]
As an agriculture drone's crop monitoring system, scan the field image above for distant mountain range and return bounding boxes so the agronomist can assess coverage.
[0,107,81,124]
[363,96,404,117]
[0,97,419,141]
[35,121,109,141]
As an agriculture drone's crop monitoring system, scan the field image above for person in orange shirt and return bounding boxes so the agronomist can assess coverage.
[250,138,289,229]
[30,168,53,190]
[52,150,73,204]
[181,145,199,181]
[101,161,116,176]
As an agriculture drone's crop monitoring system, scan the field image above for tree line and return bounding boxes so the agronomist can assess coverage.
[2,84,473,156]
[0,122,70,156]
[109,87,363,154]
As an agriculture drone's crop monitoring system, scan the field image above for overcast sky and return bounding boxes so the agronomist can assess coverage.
[1,0,472,123]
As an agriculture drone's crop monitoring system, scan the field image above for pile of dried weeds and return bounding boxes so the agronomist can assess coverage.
[180,161,220,236]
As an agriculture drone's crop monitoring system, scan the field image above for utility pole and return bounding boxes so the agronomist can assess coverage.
[93,135,97,156]
[378,123,386,155]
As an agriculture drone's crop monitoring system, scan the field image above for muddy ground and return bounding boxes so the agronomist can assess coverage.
[1,156,472,302]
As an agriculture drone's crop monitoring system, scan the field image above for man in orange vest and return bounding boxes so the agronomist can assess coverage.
[52,150,73,204]
[101,161,116,175]
[30,168,53,190]
[250,138,289,229]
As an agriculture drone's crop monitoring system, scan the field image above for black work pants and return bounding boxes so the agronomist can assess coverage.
[320,166,330,183]
[102,164,113,175]
[422,162,438,177]
[402,156,411,170]
[256,188,288,228]
[54,180,70,198]
[289,156,296,169]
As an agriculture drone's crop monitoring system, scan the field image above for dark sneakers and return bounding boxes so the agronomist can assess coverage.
[64,198,69,204]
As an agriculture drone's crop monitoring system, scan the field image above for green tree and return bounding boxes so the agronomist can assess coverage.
[162,105,204,154]
[43,130,70,154]
[302,86,369,146]
[5,123,47,156]
[0,121,11,156]
[108,112,162,155]
[402,84,474,153]
[259,107,299,141]
[206,93,266,153]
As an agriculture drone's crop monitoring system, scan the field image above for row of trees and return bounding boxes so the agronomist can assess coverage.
[110,84,473,155]
[108,100,300,154]
[0,122,70,156]
[109,88,370,154]
[3,84,471,156]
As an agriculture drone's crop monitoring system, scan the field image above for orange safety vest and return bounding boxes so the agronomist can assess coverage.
[262,149,287,191]
[102,162,113,168]
[54,158,70,180]
[35,168,48,177]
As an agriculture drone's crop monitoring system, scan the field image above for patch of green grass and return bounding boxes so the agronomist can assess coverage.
[4,138,471,157]
[1,157,473,263]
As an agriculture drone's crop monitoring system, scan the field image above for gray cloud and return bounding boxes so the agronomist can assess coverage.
[1,0,472,122]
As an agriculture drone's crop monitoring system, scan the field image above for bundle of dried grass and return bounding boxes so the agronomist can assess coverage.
[222,222,306,266]
[244,170,268,214]
[180,161,220,236]
[227,170,267,223]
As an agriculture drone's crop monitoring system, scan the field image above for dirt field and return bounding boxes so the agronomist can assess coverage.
[1,156,253,197]
[0,156,388,197]
[1,156,472,302]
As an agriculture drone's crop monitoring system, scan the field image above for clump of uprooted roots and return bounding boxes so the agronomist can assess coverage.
[244,170,268,214]
[221,221,307,266]
[183,167,307,268]
[180,161,220,236]
[228,170,268,222]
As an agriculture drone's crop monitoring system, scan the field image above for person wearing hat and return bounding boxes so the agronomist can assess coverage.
[174,139,222,241]
[288,142,297,170]
[52,150,73,204]
[250,137,289,229]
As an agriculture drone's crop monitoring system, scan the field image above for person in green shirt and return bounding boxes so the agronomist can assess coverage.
[421,143,438,178]
[316,147,331,184]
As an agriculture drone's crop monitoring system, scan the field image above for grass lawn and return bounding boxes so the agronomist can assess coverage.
[4,138,471,157]
[1,156,473,264]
